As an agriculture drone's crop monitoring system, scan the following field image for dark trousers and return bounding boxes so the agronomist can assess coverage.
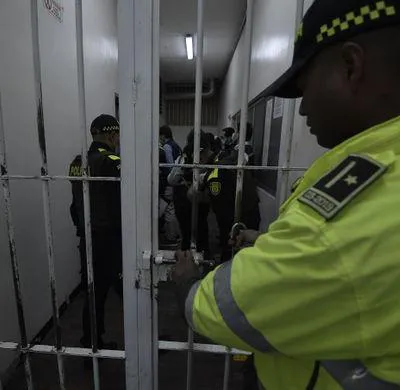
[79,230,122,344]
[243,355,259,390]
[173,187,210,253]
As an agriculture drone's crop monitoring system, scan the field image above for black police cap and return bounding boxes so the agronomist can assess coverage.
[267,0,400,98]
[90,114,120,135]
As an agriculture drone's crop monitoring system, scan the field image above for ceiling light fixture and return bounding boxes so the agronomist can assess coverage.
[185,34,194,60]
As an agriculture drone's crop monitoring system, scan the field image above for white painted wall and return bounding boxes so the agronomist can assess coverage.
[219,0,325,232]
[0,0,117,376]
[219,0,298,126]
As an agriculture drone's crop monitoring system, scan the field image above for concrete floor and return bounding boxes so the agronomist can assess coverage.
[4,283,247,390]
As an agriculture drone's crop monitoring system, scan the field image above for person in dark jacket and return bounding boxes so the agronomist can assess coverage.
[205,150,260,263]
[159,125,181,245]
[221,127,235,154]
[69,114,122,350]
[168,130,210,254]
[160,125,182,165]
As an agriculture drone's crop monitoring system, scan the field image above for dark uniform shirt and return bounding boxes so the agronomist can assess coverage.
[69,141,121,236]
[206,156,260,260]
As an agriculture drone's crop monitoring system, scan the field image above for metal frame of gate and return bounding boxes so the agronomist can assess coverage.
[0,0,305,389]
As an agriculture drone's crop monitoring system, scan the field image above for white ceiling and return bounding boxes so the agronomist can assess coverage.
[160,0,246,82]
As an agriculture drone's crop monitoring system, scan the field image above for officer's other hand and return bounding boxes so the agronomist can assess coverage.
[229,229,261,249]
[172,250,200,284]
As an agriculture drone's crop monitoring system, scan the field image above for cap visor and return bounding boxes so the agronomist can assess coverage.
[265,57,308,98]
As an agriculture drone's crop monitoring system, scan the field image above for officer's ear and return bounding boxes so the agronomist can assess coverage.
[341,41,365,94]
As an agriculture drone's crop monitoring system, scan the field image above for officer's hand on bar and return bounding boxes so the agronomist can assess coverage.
[229,229,261,249]
[172,250,201,285]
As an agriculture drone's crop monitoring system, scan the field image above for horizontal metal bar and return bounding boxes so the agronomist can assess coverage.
[0,341,251,358]
[158,341,251,356]
[0,342,125,360]
[0,167,308,182]
[0,175,120,182]
[160,163,308,172]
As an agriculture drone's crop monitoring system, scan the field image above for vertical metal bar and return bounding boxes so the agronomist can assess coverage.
[118,0,140,387]
[222,353,231,390]
[75,1,101,388]
[187,2,204,390]
[186,327,194,390]
[234,0,254,223]
[190,0,205,251]
[152,0,160,259]
[279,0,304,203]
[29,1,65,388]
[0,95,34,390]
[119,0,155,388]
[152,0,160,388]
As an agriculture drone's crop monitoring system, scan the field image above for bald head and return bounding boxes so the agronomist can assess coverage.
[298,26,400,149]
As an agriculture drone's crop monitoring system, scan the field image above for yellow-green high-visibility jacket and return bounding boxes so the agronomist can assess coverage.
[185,116,400,390]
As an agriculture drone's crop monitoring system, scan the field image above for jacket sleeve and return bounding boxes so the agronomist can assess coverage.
[167,157,184,186]
[163,144,174,164]
[185,207,363,359]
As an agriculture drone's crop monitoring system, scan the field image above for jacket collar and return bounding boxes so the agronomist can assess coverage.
[90,141,113,153]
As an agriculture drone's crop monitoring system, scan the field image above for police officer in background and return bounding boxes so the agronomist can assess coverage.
[204,148,260,263]
[159,125,182,245]
[173,0,400,388]
[69,114,122,350]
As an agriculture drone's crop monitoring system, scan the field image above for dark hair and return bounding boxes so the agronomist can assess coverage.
[222,127,235,137]
[186,129,210,151]
[160,125,173,139]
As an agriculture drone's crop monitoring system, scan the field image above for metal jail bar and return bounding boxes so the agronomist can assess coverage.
[75,0,102,388]
[0,94,35,390]
[224,0,255,386]
[30,0,66,387]
[118,0,155,387]
[151,0,161,388]
[186,0,205,387]
[234,0,255,224]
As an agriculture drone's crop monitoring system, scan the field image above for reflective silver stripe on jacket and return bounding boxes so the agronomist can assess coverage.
[213,261,276,352]
[322,360,400,389]
[185,280,201,330]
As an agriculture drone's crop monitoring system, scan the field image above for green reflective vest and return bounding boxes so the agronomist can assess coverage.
[186,116,400,389]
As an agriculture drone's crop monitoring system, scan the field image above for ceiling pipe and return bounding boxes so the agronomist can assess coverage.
[164,78,216,100]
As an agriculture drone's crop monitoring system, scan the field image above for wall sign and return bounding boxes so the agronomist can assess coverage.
[43,0,64,23]
[273,97,284,119]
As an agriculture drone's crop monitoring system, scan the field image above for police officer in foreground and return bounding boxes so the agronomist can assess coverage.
[69,114,122,351]
[173,0,400,388]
